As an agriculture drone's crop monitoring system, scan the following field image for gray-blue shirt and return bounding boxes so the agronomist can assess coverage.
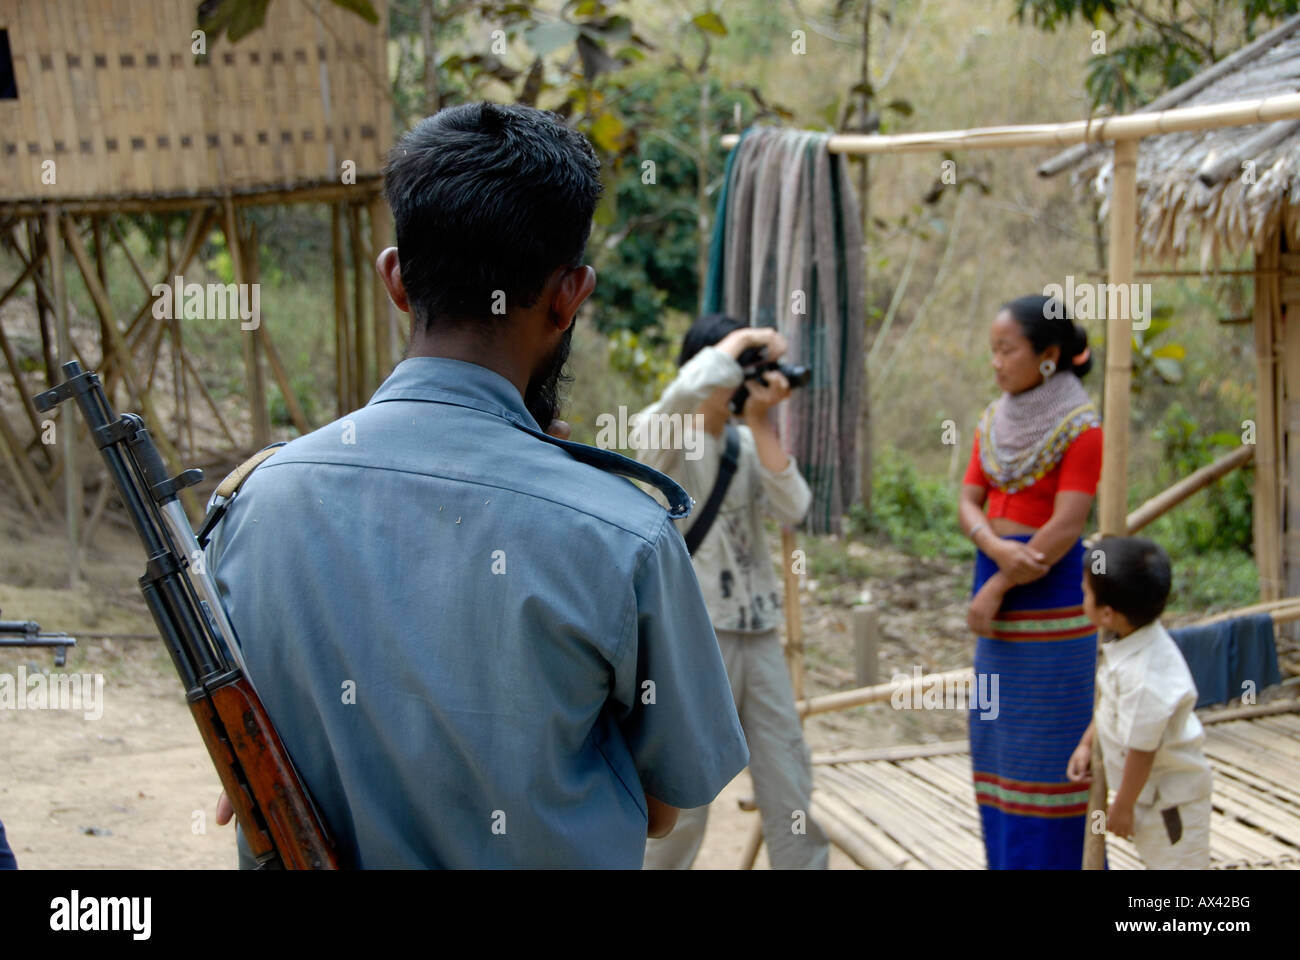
[206,356,748,868]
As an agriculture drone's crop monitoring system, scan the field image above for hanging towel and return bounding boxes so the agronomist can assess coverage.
[1168,613,1282,707]
[705,126,865,534]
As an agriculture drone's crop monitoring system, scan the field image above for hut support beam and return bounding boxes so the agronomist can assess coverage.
[1255,241,1285,601]
[1087,135,1140,871]
[60,214,199,519]
[367,193,395,384]
[332,205,349,417]
[349,203,369,406]
[47,208,79,587]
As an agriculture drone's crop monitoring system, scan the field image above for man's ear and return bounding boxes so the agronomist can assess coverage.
[376,247,410,314]
[549,265,596,332]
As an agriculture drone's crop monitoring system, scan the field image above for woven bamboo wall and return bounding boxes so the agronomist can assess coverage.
[0,0,389,202]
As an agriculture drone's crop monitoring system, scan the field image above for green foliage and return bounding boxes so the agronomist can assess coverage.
[850,447,972,561]
[1166,549,1259,613]
[588,70,747,335]
[1015,0,1300,110]
[1144,402,1254,555]
[1130,304,1187,390]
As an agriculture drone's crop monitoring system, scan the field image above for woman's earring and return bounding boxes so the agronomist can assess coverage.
[1039,359,1057,379]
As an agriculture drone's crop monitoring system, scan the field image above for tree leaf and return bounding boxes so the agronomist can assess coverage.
[329,0,378,25]
[885,98,913,116]
[588,111,627,153]
[1151,342,1186,360]
[691,11,728,36]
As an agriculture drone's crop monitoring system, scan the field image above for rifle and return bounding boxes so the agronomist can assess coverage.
[0,613,76,667]
[35,360,337,870]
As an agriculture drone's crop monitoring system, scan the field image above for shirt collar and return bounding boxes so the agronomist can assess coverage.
[367,356,695,520]
[1102,619,1161,667]
[368,356,541,432]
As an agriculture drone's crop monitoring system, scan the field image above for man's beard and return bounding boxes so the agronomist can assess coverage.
[523,317,573,431]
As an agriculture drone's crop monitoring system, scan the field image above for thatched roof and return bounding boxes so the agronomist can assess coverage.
[1040,15,1300,265]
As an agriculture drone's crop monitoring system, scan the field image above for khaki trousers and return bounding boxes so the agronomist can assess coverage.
[643,627,829,870]
[1132,795,1211,870]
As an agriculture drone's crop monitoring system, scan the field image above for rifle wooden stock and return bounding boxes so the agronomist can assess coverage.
[193,679,337,870]
[33,361,337,870]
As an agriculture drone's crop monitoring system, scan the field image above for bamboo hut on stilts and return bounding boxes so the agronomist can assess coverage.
[0,0,396,587]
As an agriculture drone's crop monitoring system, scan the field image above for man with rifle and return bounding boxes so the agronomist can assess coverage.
[204,102,749,867]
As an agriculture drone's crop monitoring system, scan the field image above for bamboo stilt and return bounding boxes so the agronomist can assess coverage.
[349,203,369,406]
[1086,136,1140,872]
[367,193,396,381]
[222,199,270,449]
[59,214,199,519]
[179,346,239,449]
[332,204,349,417]
[1255,241,1284,601]
[47,208,79,587]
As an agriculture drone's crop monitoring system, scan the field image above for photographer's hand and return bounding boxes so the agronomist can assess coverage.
[744,370,793,472]
[715,326,788,363]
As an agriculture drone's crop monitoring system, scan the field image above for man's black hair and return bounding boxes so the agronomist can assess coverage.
[1086,535,1172,629]
[678,313,748,367]
[382,102,602,333]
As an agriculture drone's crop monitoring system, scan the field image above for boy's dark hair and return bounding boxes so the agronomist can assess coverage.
[382,102,602,333]
[1086,535,1172,629]
[678,313,747,367]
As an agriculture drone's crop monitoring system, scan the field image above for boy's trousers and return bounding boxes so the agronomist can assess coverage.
[643,627,829,870]
[1132,795,1211,869]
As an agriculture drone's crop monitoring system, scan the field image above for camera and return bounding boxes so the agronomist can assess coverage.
[729,346,812,414]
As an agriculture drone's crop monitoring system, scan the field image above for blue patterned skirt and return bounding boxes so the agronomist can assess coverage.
[969,536,1097,869]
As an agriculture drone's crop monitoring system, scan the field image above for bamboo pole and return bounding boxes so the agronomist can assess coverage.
[719,91,1300,155]
[48,208,79,587]
[349,203,369,406]
[0,412,41,519]
[222,200,269,449]
[59,214,199,519]
[367,193,395,383]
[1255,242,1284,601]
[332,204,349,417]
[1084,136,1139,872]
[1109,444,1255,535]
[0,313,52,461]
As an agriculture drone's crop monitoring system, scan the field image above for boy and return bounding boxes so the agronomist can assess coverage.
[1068,535,1213,869]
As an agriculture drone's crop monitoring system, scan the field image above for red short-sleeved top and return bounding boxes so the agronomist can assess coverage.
[963,425,1103,528]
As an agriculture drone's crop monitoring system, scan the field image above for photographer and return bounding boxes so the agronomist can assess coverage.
[630,314,829,870]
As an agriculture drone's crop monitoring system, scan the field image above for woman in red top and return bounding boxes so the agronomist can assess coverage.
[957,294,1103,869]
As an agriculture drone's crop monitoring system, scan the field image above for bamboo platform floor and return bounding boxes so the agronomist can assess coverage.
[810,708,1300,870]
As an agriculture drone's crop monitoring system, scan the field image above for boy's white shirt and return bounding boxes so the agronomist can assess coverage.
[1096,619,1213,807]
[629,346,812,633]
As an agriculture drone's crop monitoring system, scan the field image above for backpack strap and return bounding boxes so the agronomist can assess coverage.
[684,424,740,556]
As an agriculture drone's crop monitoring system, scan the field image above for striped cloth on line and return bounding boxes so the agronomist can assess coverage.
[703,126,865,534]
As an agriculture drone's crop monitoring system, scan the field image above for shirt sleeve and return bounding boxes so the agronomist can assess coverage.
[963,432,987,488]
[1057,426,1103,495]
[613,514,749,808]
[752,434,812,525]
[628,346,744,477]
[1121,684,1179,753]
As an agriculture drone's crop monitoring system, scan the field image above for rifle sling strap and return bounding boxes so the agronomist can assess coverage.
[197,442,288,548]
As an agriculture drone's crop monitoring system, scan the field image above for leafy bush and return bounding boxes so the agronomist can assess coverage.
[851,447,971,561]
